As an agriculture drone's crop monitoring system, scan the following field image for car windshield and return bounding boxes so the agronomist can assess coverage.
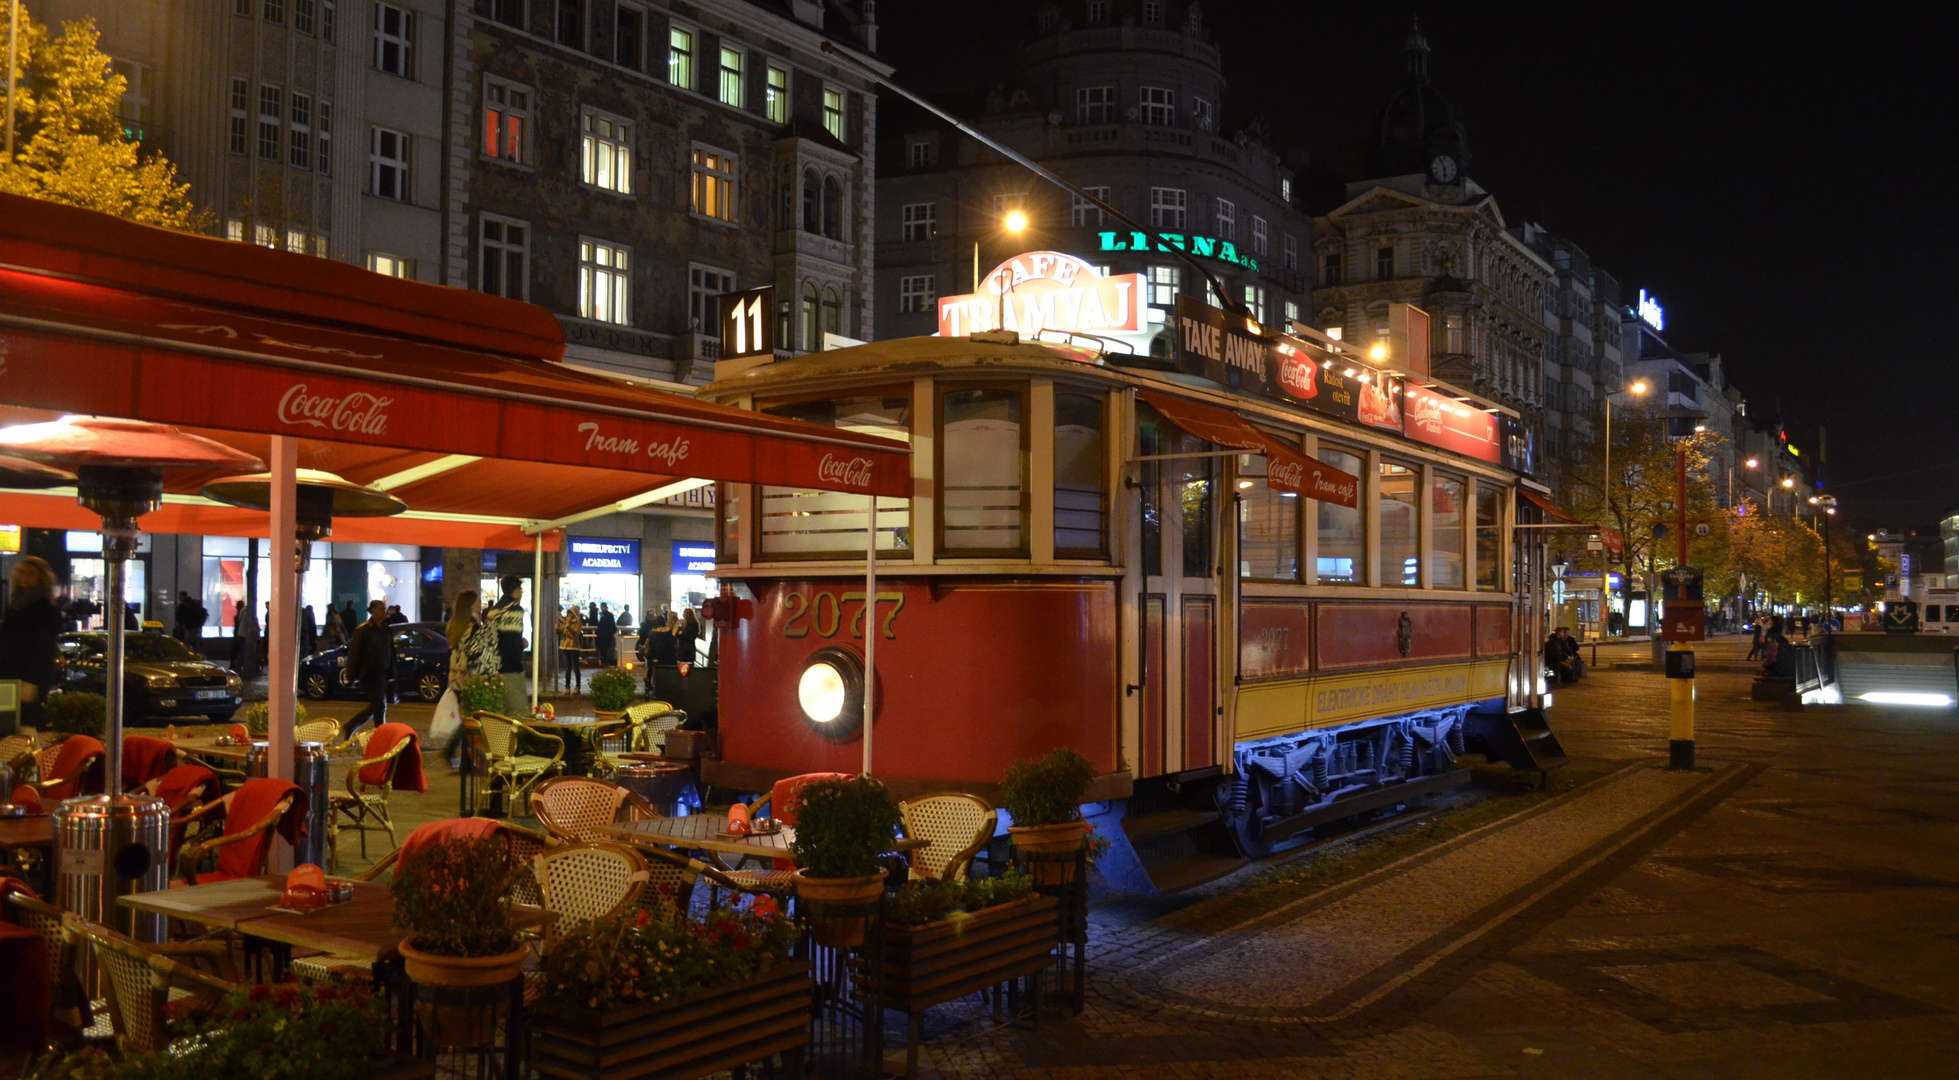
[121,636,200,662]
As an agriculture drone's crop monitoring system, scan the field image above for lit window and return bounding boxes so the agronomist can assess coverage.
[369,127,409,200]
[1139,86,1174,126]
[1149,265,1180,307]
[578,239,630,325]
[253,222,277,248]
[483,80,529,164]
[822,87,844,140]
[1150,186,1184,228]
[691,146,735,222]
[765,64,789,124]
[285,228,307,253]
[228,78,248,154]
[479,217,527,299]
[1282,233,1297,270]
[1281,176,1292,202]
[367,253,411,278]
[668,26,694,89]
[1252,216,1268,257]
[225,218,245,242]
[1075,85,1114,125]
[899,275,935,313]
[1317,445,1364,583]
[1284,300,1300,325]
[900,202,937,241]
[689,266,735,332]
[373,3,413,77]
[1243,285,1267,324]
[288,92,312,168]
[316,101,332,174]
[581,111,632,194]
[1380,460,1420,586]
[1215,198,1235,240]
[1071,186,1108,226]
[257,85,281,160]
[718,47,743,107]
[111,59,151,128]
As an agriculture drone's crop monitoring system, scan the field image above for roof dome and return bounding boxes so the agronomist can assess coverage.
[1364,19,1471,178]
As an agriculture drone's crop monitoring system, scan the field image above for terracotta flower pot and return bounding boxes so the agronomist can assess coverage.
[1008,821,1087,886]
[398,938,528,1047]
[792,867,887,949]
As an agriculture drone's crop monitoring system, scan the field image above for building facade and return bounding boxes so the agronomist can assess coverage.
[873,0,1312,344]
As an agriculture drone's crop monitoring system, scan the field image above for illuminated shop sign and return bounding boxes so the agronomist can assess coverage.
[568,536,640,574]
[1097,230,1259,271]
[1636,289,1665,331]
[937,251,1146,338]
[1403,383,1501,464]
[672,541,716,575]
[1173,296,1401,433]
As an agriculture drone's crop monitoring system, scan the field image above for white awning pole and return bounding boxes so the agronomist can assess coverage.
[530,531,543,712]
[863,495,876,778]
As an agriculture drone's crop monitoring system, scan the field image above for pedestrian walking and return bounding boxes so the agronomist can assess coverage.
[230,599,260,674]
[0,557,64,731]
[321,607,346,648]
[557,604,584,692]
[675,608,702,669]
[1745,621,1766,661]
[618,603,632,629]
[430,590,484,760]
[342,600,395,738]
[172,591,199,643]
[488,576,530,716]
[340,599,359,634]
[596,602,618,667]
[299,603,318,656]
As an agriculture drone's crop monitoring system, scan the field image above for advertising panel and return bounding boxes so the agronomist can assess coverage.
[1173,296,1402,433]
[1402,383,1501,464]
[937,251,1146,339]
[567,536,640,574]
[671,540,716,575]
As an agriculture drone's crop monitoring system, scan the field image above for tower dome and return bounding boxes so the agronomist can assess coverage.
[1363,19,1471,180]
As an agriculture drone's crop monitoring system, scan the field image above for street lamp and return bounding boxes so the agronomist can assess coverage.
[973,208,1031,292]
[1810,494,1838,624]
[1598,378,1651,640]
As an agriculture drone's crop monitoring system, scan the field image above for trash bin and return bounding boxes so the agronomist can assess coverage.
[55,793,170,991]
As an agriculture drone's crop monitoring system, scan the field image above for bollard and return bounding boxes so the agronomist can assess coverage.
[1665,643,1695,769]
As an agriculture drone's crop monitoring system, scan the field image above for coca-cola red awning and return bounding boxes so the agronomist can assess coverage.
[1138,390,1358,507]
[0,194,911,546]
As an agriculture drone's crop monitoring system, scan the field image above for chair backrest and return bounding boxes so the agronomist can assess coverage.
[900,794,997,882]
[638,845,706,920]
[211,779,298,880]
[0,734,36,772]
[294,720,341,746]
[33,744,62,782]
[765,772,855,827]
[533,842,648,947]
[503,823,552,907]
[532,777,654,843]
[69,916,170,1053]
[473,713,522,760]
[5,890,69,994]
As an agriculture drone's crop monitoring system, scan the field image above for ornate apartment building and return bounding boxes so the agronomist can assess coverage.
[1512,224,1626,508]
[874,0,1313,344]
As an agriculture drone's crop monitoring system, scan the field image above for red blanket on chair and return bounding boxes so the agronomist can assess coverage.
[399,818,505,859]
[39,736,104,801]
[209,779,307,882]
[155,764,221,812]
[359,723,427,793]
[0,877,51,1053]
[122,736,176,788]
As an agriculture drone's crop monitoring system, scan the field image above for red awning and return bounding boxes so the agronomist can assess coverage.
[1138,390,1358,507]
[0,194,911,517]
[1519,487,1583,525]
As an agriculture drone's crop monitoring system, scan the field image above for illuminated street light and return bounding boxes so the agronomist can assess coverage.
[1780,476,1795,489]
[1745,457,1760,468]
[1629,379,1650,395]
[1597,378,1654,643]
[1002,209,1029,234]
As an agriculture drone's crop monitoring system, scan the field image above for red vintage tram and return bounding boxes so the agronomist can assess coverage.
[696,295,1565,893]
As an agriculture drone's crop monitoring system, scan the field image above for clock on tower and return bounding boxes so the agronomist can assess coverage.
[1428,155,1459,184]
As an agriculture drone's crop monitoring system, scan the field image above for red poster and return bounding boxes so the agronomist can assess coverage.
[1402,384,1501,463]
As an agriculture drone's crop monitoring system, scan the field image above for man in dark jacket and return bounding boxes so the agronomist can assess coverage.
[596,603,618,667]
[343,600,395,737]
[489,575,530,715]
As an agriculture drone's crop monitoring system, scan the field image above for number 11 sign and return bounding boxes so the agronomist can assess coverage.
[719,285,776,360]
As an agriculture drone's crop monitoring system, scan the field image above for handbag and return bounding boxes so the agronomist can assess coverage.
[429,686,463,746]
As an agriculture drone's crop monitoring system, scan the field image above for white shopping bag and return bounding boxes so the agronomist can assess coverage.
[429,685,463,747]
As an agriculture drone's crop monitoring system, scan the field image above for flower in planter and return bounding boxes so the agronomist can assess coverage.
[543,901,796,1011]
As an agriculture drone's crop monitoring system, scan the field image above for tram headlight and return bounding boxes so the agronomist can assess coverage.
[796,646,865,739]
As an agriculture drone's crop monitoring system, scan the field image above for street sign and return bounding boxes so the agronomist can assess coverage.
[1661,566,1704,603]
[718,285,776,359]
[1660,602,1705,642]
[1882,602,1920,634]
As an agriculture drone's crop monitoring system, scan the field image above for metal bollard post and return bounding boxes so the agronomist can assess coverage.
[1666,643,1695,769]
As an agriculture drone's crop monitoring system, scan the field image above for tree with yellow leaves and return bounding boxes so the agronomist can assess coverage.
[1,6,201,228]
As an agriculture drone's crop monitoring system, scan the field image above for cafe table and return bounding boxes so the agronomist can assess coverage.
[524,714,627,776]
[594,816,930,888]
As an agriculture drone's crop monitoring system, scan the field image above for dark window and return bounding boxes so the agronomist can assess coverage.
[556,0,582,47]
[821,175,842,239]
[615,6,641,69]
[1376,245,1394,280]
[1323,253,1341,286]
[801,167,819,233]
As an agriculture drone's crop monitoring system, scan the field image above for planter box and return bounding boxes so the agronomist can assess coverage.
[375,1059,437,1080]
[530,960,810,1080]
[872,895,1059,1014]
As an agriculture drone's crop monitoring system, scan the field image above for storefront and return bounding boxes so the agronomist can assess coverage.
[560,536,642,621]
[201,538,418,637]
[671,539,716,613]
[64,529,153,628]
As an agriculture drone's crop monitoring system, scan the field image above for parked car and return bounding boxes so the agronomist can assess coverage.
[299,622,452,703]
[55,631,244,723]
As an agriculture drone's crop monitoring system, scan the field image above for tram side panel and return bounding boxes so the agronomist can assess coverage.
[718,578,1121,786]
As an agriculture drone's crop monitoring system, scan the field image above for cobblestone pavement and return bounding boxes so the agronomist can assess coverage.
[902,664,1959,1078]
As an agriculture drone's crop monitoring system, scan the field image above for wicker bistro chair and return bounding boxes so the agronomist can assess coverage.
[532,842,649,951]
[469,712,563,814]
[294,719,343,747]
[0,733,36,777]
[5,889,86,1039]
[174,782,298,885]
[65,915,236,1054]
[531,776,660,844]
[24,738,105,801]
[898,794,997,883]
[326,730,414,868]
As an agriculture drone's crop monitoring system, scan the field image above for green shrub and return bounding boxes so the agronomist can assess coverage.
[999,748,1094,827]
[787,775,901,879]
[40,692,105,739]
[452,672,509,716]
[391,835,520,957]
[589,667,637,712]
[883,868,1033,927]
[542,901,796,1011]
[242,700,308,735]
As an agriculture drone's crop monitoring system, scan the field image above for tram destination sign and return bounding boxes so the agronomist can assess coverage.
[1173,296,1402,435]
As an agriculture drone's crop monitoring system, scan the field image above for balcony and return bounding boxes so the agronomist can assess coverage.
[672,333,722,384]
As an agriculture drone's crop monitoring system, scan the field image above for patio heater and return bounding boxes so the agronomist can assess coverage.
[201,469,407,866]
[0,416,261,945]
[0,453,77,489]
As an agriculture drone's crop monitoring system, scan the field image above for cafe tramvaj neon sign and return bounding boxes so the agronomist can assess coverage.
[1097,230,1260,272]
[936,251,1147,338]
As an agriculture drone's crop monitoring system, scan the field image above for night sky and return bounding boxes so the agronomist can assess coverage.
[875,1,1959,530]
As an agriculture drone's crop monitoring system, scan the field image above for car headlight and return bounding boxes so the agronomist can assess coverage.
[797,646,866,739]
[143,673,178,688]
[225,672,243,692]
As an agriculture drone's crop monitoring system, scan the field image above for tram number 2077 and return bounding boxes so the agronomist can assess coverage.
[779,590,906,641]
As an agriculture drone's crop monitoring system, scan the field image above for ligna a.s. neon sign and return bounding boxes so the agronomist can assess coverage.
[1097,230,1260,272]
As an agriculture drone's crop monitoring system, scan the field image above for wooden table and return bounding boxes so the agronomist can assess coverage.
[171,736,256,762]
[119,874,290,933]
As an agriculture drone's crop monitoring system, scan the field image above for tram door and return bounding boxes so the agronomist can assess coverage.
[1135,404,1222,776]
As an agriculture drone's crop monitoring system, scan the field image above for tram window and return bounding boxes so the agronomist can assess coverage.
[716,482,741,562]
[1432,473,1466,589]
[759,392,912,558]
[940,387,1027,555]
[1177,435,1215,578]
[1239,444,1299,582]
[1379,460,1420,587]
[1475,483,1504,591]
[1137,403,1164,578]
[1054,393,1106,557]
[1316,445,1363,584]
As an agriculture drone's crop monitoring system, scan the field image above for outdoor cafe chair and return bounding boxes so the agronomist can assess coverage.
[898,793,996,882]
[1,733,39,777]
[533,842,649,951]
[532,776,660,844]
[293,719,343,747]
[468,711,564,813]
[4,889,84,1043]
[65,914,236,1054]
[174,779,302,885]
[22,736,105,802]
[326,726,418,869]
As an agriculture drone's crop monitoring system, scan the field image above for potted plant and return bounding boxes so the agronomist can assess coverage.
[1000,748,1095,885]
[451,672,509,717]
[391,834,527,1046]
[39,691,105,741]
[242,700,309,736]
[589,667,637,717]
[787,775,901,948]
[532,901,808,1080]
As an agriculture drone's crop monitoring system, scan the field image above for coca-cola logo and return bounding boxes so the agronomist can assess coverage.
[817,453,874,489]
[278,384,393,435]
[1275,354,1317,399]
[1268,458,1305,490]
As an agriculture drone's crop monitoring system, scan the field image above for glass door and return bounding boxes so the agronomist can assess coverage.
[1135,404,1222,776]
